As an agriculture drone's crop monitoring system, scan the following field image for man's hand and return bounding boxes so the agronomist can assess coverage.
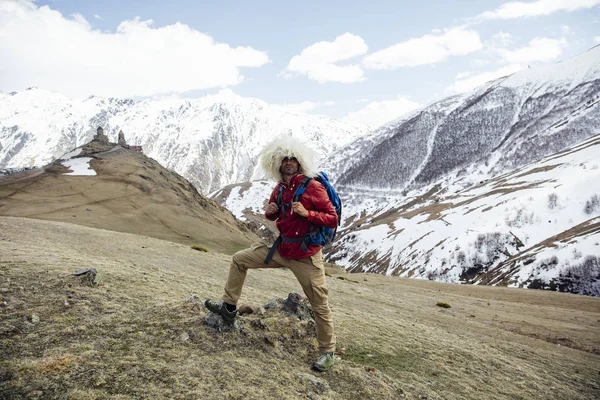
[265,202,279,215]
[292,202,309,218]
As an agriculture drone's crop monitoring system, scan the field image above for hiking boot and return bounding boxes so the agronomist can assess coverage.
[312,352,335,372]
[204,299,237,323]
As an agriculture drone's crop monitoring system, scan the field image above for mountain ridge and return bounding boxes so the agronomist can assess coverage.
[0,137,258,254]
[0,88,370,194]
[329,46,600,193]
[2,47,599,296]
[331,133,600,295]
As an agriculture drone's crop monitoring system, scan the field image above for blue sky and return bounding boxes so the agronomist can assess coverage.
[1,0,599,126]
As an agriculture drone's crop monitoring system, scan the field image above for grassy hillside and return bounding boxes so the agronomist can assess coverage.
[1,216,599,399]
[0,141,257,254]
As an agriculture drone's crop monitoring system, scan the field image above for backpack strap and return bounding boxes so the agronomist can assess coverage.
[276,177,312,218]
[264,236,282,264]
[293,177,312,202]
[274,184,290,218]
[264,235,307,264]
[275,184,284,210]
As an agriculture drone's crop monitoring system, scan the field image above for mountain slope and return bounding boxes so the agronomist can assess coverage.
[213,133,600,295]
[0,139,257,254]
[208,48,600,295]
[0,89,370,194]
[1,216,599,399]
[331,133,600,295]
[330,46,600,192]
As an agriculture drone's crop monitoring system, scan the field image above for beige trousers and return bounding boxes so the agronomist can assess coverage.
[222,242,335,354]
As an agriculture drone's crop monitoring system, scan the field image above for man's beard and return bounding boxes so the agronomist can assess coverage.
[280,165,299,175]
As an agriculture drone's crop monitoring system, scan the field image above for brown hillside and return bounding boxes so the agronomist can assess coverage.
[0,140,258,254]
[1,216,599,399]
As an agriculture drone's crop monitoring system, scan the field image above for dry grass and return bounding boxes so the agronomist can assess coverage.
[191,245,209,252]
[0,144,258,255]
[1,216,599,399]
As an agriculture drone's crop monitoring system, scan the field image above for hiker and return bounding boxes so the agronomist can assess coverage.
[205,136,338,372]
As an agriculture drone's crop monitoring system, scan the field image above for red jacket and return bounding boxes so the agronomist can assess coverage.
[265,174,338,259]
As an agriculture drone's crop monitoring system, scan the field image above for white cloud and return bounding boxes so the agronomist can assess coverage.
[594,36,600,43]
[456,71,475,79]
[344,96,421,127]
[471,58,492,67]
[94,14,102,20]
[363,27,482,69]
[490,32,514,47]
[445,64,524,94]
[479,0,600,20]
[446,35,569,94]
[0,1,270,97]
[276,100,336,114]
[283,33,368,83]
[150,92,182,101]
[560,25,571,35]
[497,37,567,63]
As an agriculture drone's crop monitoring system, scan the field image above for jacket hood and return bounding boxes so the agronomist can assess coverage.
[260,136,319,181]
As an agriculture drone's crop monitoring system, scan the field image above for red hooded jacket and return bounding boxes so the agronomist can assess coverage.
[265,174,338,259]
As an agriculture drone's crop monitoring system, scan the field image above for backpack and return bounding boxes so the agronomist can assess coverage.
[264,171,342,264]
[281,171,342,244]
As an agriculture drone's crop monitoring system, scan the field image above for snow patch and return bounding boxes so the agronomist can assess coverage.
[61,157,96,176]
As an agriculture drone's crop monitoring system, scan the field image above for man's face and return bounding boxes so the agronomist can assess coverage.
[280,156,300,176]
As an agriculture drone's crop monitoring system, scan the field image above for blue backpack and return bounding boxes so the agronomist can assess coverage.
[264,171,342,264]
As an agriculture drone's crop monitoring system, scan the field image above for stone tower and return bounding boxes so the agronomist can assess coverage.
[118,130,126,146]
[94,126,108,143]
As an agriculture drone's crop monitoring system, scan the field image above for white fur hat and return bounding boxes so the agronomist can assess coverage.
[260,136,319,181]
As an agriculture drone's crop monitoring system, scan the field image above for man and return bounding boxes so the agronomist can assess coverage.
[204,136,338,372]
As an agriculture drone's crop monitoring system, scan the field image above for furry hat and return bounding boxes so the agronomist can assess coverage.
[260,136,319,181]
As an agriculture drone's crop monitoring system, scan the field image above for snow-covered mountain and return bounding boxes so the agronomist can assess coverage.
[327,45,600,192]
[214,133,600,295]
[0,88,369,193]
[0,88,134,168]
[3,46,599,294]
[212,47,600,295]
[332,133,600,295]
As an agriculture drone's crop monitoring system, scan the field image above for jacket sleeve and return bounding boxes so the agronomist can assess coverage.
[305,180,338,228]
[264,185,280,221]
